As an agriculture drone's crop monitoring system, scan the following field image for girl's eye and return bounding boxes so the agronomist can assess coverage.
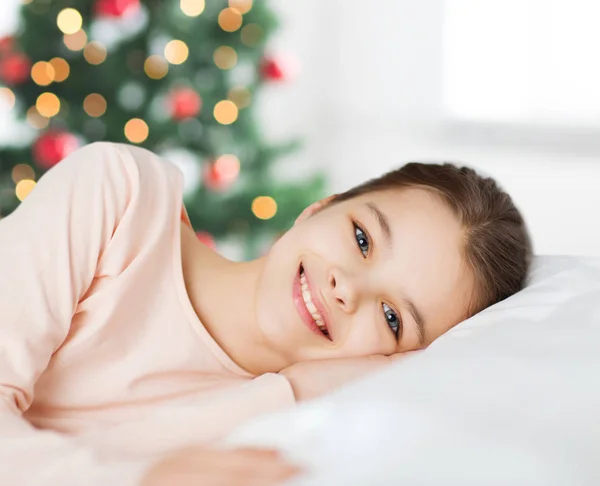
[382,303,402,339]
[353,222,401,340]
[354,223,369,258]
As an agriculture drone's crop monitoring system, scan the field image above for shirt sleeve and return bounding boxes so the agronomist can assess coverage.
[0,142,152,486]
[80,373,296,461]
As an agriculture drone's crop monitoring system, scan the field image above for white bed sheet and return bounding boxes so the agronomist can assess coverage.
[223,255,600,485]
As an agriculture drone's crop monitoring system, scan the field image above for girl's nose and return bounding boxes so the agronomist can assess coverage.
[329,268,359,314]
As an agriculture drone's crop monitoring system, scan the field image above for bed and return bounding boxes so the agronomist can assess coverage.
[223,255,600,485]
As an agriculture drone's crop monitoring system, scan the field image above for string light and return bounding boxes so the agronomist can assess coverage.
[31,61,55,86]
[252,196,277,220]
[144,55,168,79]
[218,8,243,32]
[26,106,49,129]
[228,86,251,109]
[241,24,263,46]
[164,40,189,65]
[63,30,87,51]
[50,58,70,82]
[229,0,252,14]
[124,118,149,143]
[36,93,60,118]
[57,8,83,35]
[84,42,107,65]
[214,46,237,70]
[180,0,205,17]
[83,93,107,117]
[213,100,238,124]
[0,87,16,110]
[12,164,35,184]
[16,179,36,201]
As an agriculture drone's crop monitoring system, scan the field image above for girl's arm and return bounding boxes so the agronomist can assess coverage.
[279,355,393,402]
[0,142,151,485]
[279,352,420,401]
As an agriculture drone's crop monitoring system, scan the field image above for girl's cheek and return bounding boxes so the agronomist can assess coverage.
[342,320,388,357]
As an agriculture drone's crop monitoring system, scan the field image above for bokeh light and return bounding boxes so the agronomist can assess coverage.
[213,100,238,124]
[26,106,49,129]
[16,179,36,201]
[180,0,205,17]
[252,196,277,220]
[144,55,169,79]
[214,154,240,182]
[63,29,87,51]
[31,61,55,86]
[118,82,145,111]
[84,93,107,117]
[50,58,70,82]
[214,46,237,70]
[36,92,61,118]
[0,87,16,109]
[84,42,107,65]
[228,85,251,108]
[229,0,252,14]
[164,40,189,65]
[241,23,263,46]
[57,8,82,35]
[11,164,35,184]
[12,164,35,184]
[218,8,243,32]
[124,118,149,143]
[84,118,107,140]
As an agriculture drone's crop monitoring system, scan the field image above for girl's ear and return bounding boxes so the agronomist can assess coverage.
[294,195,338,225]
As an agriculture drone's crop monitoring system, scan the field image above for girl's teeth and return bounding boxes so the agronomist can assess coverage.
[300,269,327,333]
[302,290,319,314]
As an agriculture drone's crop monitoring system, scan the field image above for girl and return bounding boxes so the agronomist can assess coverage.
[0,142,531,486]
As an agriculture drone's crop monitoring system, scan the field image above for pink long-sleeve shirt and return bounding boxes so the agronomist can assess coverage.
[0,142,295,485]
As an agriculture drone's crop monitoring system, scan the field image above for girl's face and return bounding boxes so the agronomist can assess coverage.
[254,187,475,366]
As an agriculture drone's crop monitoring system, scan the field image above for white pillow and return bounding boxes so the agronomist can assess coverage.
[224,256,600,486]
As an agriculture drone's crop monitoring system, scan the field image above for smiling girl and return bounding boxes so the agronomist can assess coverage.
[0,142,532,485]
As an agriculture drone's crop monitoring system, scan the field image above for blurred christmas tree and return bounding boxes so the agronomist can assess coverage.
[0,0,325,258]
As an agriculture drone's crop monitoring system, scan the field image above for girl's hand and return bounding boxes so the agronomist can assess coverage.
[140,447,301,486]
[279,355,394,402]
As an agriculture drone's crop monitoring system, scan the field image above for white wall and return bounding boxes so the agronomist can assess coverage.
[266,0,600,257]
[2,0,599,256]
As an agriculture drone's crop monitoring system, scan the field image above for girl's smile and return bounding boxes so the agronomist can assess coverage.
[293,263,332,341]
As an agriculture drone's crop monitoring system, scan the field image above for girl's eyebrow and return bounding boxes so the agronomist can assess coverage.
[365,201,426,346]
[365,202,392,249]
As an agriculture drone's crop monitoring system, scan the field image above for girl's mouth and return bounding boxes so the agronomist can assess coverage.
[293,263,332,340]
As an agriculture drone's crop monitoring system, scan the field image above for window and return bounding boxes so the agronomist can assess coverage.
[443,0,600,127]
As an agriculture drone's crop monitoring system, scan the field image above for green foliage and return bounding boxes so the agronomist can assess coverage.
[0,0,325,258]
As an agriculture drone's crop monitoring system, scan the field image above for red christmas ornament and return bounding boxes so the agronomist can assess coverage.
[169,88,202,121]
[195,231,216,249]
[94,0,141,17]
[203,159,239,191]
[260,55,299,82]
[260,58,284,81]
[0,52,31,85]
[33,131,80,170]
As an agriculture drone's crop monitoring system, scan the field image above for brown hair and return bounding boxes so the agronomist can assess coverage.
[332,162,533,317]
